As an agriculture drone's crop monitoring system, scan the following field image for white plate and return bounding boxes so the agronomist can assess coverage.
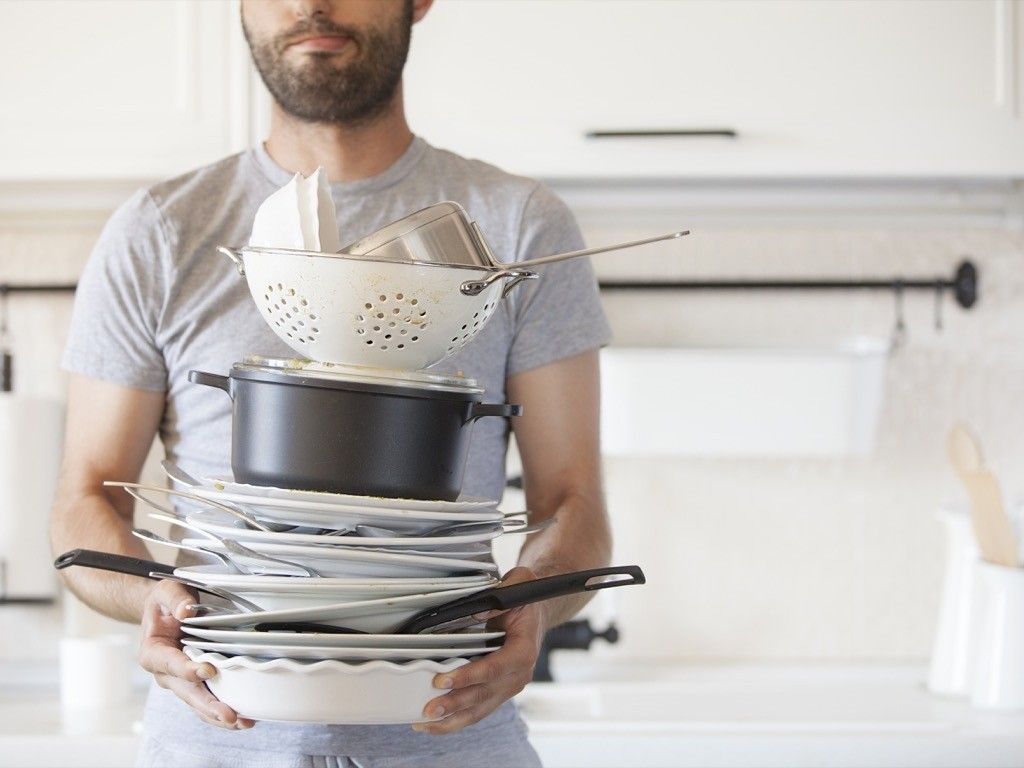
[181,538,498,579]
[203,478,498,512]
[189,489,504,533]
[183,647,468,724]
[182,584,487,630]
[187,518,499,552]
[182,639,497,661]
[175,564,497,596]
[180,626,504,648]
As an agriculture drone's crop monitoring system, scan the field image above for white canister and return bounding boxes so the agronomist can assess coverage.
[927,506,984,697]
[59,634,134,710]
[971,562,1024,711]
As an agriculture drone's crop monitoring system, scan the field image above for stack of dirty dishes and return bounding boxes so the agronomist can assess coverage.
[105,462,522,725]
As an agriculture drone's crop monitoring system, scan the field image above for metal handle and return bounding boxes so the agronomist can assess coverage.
[515,230,688,270]
[188,370,232,397]
[466,402,523,423]
[217,246,246,277]
[460,269,538,297]
[585,129,738,139]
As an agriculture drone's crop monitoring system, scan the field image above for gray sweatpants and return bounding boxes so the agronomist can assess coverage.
[135,730,543,768]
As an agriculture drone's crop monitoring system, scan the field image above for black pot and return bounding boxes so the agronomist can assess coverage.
[188,364,521,501]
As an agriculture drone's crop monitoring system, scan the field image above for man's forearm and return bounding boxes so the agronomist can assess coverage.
[51,490,154,624]
[514,490,612,631]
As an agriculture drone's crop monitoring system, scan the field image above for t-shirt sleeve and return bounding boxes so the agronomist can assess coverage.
[61,189,169,391]
[506,184,612,377]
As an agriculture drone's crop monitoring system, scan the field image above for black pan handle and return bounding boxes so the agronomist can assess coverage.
[188,370,232,396]
[397,565,645,634]
[54,549,175,579]
[466,402,523,423]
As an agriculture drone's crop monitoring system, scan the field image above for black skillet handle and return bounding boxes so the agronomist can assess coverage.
[54,549,175,580]
[399,565,645,634]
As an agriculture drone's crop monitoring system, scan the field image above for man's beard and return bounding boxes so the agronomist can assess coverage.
[243,7,412,126]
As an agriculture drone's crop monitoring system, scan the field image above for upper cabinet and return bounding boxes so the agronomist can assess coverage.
[0,0,254,181]
[405,0,1024,178]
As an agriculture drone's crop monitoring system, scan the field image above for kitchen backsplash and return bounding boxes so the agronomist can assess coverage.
[1,188,1022,663]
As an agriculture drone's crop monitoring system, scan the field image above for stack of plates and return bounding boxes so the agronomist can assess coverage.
[157,476,511,724]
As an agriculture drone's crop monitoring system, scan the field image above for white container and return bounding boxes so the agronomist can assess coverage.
[59,634,133,710]
[600,337,889,457]
[928,506,984,697]
[185,647,467,724]
[971,563,1024,711]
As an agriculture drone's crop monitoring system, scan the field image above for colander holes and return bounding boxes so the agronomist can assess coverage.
[306,336,315,342]
[380,345,388,350]
[356,315,364,322]
[311,327,319,333]
[300,298,307,306]
[288,288,295,296]
[452,336,459,342]
[277,283,282,290]
[396,293,404,300]
[473,312,479,319]
[286,332,293,338]
[373,325,380,331]
[399,329,407,335]
[392,308,400,315]
[364,303,372,309]
[419,310,427,317]
[388,321,396,328]
[384,334,392,340]
[366,340,373,345]
[273,303,280,310]
[297,320,305,326]
[376,312,384,319]
[411,336,419,341]
[357,328,365,335]
[397,344,405,349]
[411,299,418,305]
[290,325,298,332]
[285,312,292,318]
[267,285,273,292]
[379,294,386,302]
[461,324,468,330]
[309,314,318,320]
[263,294,269,301]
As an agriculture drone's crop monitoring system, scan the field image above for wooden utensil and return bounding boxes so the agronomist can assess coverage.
[947,425,1020,567]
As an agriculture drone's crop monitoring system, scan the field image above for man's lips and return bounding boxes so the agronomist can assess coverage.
[287,35,353,53]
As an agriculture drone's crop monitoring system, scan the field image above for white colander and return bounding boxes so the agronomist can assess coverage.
[220,246,535,369]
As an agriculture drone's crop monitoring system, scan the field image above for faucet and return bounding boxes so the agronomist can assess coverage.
[532,619,620,682]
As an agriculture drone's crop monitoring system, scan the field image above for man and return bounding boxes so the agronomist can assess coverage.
[51,1,611,766]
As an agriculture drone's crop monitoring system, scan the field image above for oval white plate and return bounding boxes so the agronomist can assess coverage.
[180,626,504,648]
[175,564,497,595]
[202,478,498,512]
[186,513,507,548]
[182,639,497,661]
[181,584,487,629]
[181,538,498,578]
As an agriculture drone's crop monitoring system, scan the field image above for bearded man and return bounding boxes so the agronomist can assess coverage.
[51,2,612,766]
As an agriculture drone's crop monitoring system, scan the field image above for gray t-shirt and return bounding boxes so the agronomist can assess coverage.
[62,137,610,756]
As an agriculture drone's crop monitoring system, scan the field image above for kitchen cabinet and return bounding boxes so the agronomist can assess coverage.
[0,0,255,180]
[405,0,1024,178]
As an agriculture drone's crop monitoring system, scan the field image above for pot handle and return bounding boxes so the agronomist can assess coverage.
[54,549,175,579]
[460,269,538,298]
[217,246,246,277]
[188,370,232,397]
[466,402,523,423]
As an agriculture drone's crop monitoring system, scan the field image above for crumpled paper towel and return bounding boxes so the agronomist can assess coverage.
[249,167,340,252]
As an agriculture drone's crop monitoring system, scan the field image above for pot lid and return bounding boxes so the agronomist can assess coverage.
[240,355,483,395]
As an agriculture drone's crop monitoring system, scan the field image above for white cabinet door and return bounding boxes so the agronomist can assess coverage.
[0,0,253,180]
[405,0,1024,177]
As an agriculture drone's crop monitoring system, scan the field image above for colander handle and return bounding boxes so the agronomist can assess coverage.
[217,246,246,277]
[188,370,232,397]
[466,402,523,423]
[460,269,538,297]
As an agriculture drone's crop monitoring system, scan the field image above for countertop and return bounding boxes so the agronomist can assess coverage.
[1,660,1022,768]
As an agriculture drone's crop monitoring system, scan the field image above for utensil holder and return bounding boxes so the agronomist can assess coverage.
[971,562,1024,710]
[927,506,984,697]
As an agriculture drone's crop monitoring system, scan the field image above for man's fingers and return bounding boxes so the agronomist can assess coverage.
[433,626,536,690]
[140,639,214,682]
[157,674,251,730]
[414,690,510,735]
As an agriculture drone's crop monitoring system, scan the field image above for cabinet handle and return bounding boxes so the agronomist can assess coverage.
[585,129,738,139]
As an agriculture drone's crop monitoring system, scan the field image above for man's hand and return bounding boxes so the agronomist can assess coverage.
[139,579,255,731]
[413,567,546,735]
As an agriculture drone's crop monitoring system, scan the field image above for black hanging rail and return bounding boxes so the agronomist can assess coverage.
[599,259,978,310]
[0,283,77,295]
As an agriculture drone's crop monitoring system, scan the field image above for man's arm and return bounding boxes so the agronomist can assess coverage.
[415,349,610,734]
[50,374,252,730]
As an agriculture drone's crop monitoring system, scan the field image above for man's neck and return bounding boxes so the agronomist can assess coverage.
[263,87,414,183]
